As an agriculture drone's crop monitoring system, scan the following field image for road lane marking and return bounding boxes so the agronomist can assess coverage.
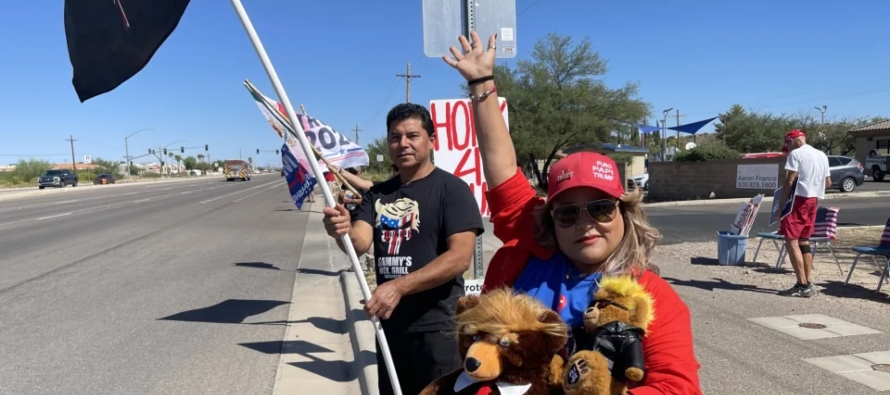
[54,200,79,204]
[36,212,72,220]
[133,198,150,203]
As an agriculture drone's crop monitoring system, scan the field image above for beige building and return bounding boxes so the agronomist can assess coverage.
[849,119,890,165]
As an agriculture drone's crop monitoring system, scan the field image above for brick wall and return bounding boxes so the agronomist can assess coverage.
[648,157,786,201]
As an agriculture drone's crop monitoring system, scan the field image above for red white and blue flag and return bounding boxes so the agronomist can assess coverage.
[281,143,316,210]
[813,206,839,240]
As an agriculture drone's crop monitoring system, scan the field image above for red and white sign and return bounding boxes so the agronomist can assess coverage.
[429,97,509,218]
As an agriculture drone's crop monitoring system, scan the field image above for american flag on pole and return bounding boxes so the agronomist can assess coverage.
[812,206,839,240]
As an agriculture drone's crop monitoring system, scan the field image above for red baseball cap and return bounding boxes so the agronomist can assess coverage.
[547,152,625,203]
[781,129,806,153]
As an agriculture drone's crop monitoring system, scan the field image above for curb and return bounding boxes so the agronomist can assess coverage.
[340,270,379,395]
[644,190,890,207]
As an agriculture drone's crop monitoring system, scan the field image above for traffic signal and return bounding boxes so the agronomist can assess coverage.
[129,161,133,166]
[205,144,208,151]
[180,147,184,153]
[163,148,167,155]
[148,149,151,154]
[275,150,279,155]
[256,149,260,154]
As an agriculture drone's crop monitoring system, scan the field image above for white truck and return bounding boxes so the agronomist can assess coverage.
[865,150,888,181]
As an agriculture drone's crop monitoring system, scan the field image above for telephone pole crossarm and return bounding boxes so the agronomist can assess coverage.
[396,62,421,103]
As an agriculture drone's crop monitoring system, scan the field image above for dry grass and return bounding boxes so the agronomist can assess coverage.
[659,225,890,308]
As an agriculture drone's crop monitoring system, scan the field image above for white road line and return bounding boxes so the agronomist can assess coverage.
[36,212,72,221]
[123,192,137,196]
[181,191,191,195]
[54,200,79,204]
[133,198,150,203]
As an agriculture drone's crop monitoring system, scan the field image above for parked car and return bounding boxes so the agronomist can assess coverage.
[828,155,864,192]
[38,169,78,189]
[865,149,888,181]
[93,174,116,185]
[627,173,649,191]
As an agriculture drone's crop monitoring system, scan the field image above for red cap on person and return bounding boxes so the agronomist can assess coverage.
[781,129,806,153]
[547,152,625,202]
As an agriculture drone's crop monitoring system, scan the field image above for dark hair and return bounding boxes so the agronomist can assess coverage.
[390,164,399,173]
[386,103,435,137]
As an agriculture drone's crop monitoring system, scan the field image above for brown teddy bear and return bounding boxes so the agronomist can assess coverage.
[419,288,569,395]
[559,275,655,395]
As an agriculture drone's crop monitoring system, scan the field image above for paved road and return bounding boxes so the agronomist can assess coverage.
[0,174,323,394]
[645,195,890,245]
[477,194,889,258]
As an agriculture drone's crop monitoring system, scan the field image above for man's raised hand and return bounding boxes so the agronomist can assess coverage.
[441,31,497,82]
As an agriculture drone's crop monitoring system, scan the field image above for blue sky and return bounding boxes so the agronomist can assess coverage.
[1,0,888,167]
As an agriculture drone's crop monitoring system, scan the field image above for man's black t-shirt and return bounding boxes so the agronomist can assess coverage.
[352,167,483,333]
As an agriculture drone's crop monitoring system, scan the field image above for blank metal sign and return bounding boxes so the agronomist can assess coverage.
[423,0,517,59]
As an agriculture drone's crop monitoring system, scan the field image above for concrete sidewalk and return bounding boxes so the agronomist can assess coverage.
[272,203,371,395]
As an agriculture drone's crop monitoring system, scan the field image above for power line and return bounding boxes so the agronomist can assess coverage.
[0,153,71,157]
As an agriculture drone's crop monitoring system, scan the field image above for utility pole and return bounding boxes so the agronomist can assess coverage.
[396,62,421,103]
[675,109,686,149]
[353,124,361,145]
[66,134,77,173]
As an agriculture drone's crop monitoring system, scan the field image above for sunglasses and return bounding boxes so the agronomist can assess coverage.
[592,299,629,311]
[550,199,619,228]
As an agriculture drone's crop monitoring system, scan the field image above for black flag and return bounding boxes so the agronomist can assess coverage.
[64,0,191,102]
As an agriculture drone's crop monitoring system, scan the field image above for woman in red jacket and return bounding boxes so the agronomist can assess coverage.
[441,32,702,395]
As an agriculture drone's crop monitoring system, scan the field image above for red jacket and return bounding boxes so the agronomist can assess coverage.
[482,168,702,395]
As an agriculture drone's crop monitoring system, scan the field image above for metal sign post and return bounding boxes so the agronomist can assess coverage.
[474,235,484,279]
[423,0,517,59]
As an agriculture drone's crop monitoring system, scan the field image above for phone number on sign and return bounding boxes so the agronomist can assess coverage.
[737,181,776,189]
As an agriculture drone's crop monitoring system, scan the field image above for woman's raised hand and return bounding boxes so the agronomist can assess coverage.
[441,31,497,82]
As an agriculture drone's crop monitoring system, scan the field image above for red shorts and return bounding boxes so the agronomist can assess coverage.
[780,195,819,239]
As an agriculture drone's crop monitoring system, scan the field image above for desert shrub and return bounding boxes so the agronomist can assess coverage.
[674,143,741,162]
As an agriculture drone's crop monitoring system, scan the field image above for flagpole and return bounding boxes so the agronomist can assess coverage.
[227,1,402,394]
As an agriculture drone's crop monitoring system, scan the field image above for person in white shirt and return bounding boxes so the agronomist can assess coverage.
[772,129,831,297]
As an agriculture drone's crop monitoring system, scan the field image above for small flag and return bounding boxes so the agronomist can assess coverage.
[813,207,839,240]
[245,81,370,171]
[281,143,316,210]
[64,0,191,102]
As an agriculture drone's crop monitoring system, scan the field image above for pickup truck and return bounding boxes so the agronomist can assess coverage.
[37,169,78,189]
[865,150,889,181]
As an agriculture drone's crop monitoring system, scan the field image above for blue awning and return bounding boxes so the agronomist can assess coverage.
[667,116,719,135]
[635,123,662,134]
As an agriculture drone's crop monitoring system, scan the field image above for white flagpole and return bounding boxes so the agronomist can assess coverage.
[228,1,402,394]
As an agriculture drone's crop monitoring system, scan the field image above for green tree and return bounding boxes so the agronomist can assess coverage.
[365,137,392,172]
[183,156,197,170]
[475,33,651,187]
[12,158,53,183]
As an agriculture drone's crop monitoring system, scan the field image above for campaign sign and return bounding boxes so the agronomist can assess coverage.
[464,278,484,296]
[769,180,798,227]
[282,143,317,210]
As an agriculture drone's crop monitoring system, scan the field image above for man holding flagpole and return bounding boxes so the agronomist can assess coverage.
[322,103,483,395]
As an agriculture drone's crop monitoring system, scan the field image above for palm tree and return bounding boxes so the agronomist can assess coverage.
[197,154,205,172]
[174,155,182,173]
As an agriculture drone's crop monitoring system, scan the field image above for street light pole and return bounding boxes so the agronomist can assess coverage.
[662,108,673,161]
[814,104,827,152]
[124,128,153,181]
